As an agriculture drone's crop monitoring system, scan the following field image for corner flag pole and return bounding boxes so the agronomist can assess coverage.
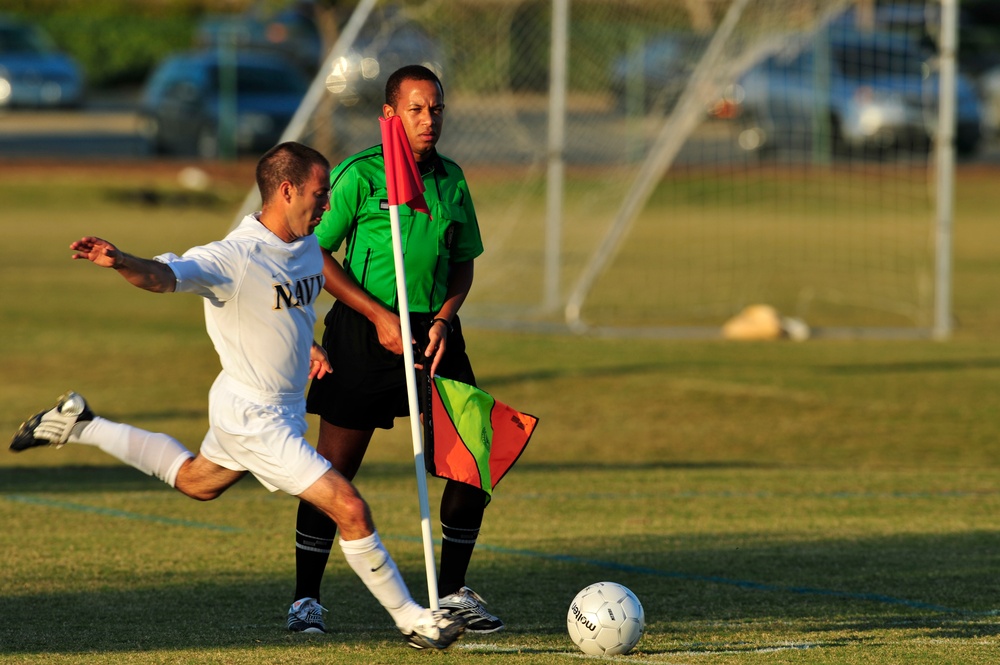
[380,115,439,609]
[387,204,439,609]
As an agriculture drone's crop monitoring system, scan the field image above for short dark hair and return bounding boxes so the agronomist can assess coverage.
[385,65,443,108]
[256,142,329,202]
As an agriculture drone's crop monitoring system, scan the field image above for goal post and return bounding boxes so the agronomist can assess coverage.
[564,0,756,331]
[250,0,958,339]
[934,0,958,340]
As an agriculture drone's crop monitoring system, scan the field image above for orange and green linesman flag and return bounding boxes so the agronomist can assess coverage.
[424,375,537,503]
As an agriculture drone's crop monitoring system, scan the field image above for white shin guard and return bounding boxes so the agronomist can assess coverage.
[340,531,424,631]
[71,417,194,487]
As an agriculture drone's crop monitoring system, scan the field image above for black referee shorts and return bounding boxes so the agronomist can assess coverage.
[306,300,476,431]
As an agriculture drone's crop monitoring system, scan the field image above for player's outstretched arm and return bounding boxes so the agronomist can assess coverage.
[70,236,177,293]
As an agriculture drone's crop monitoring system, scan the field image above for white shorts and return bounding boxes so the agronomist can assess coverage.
[198,373,331,495]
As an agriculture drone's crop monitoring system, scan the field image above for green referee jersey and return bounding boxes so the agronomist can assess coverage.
[315,145,484,313]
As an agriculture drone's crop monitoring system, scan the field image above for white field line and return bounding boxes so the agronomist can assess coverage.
[458,641,821,662]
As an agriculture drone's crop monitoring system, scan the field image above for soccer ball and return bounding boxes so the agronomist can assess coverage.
[566,581,644,656]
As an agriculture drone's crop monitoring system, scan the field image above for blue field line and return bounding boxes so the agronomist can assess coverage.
[388,534,988,617]
[3,494,243,533]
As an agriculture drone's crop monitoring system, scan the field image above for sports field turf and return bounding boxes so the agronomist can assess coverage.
[2,162,999,663]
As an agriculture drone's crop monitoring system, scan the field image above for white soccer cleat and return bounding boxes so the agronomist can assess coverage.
[9,391,94,452]
[403,609,467,650]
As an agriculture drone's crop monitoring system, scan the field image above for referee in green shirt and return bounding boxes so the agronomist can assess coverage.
[287,65,504,636]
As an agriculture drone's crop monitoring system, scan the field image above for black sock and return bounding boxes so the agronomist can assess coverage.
[294,500,337,602]
[438,480,488,597]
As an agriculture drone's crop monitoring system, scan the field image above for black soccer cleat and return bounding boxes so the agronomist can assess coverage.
[438,586,505,634]
[287,597,327,634]
[10,391,94,452]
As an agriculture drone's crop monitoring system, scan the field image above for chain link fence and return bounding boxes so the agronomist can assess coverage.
[271,0,953,337]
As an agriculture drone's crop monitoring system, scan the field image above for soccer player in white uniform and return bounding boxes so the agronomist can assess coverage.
[8,142,465,650]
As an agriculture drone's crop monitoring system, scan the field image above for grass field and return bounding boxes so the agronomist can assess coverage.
[2,161,1000,664]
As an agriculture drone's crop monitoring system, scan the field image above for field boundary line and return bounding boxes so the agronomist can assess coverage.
[4,494,242,532]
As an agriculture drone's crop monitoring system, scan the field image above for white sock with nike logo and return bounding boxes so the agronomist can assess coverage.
[70,417,193,487]
[340,531,424,631]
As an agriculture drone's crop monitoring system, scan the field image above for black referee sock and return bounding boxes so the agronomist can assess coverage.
[438,479,488,597]
[294,500,337,602]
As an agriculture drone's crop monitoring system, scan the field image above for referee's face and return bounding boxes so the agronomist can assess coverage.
[384,77,444,163]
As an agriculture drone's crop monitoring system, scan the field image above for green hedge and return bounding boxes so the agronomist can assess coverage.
[1,0,257,88]
[46,15,200,88]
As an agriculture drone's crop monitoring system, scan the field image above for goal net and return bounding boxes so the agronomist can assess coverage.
[258,0,959,338]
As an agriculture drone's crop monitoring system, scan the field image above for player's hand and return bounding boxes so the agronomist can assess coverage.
[309,343,332,380]
[70,236,122,268]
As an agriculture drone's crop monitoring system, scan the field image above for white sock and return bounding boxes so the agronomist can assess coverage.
[70,417,194,487]
[339,531,425,631]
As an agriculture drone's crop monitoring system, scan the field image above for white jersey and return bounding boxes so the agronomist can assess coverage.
[155,214,324,398]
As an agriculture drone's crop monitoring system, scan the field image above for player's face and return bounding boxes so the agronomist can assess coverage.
[384,78,444,162]
[288,164,331,240]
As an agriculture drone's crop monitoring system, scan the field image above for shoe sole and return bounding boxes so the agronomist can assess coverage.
[9,411,48,452]
[407,635,460,650]
[287,619,326,634]
[406,621,467,650]
[9,392,94,453]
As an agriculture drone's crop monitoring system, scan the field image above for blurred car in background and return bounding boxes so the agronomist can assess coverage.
[324,8,443,108]
[978,63,1000,139]
[0,15,84,108]
[138,50,309,158]
[834,2,1000,78]
[731,25,983,157]
[195,2,323,76]
[608,32,704,113]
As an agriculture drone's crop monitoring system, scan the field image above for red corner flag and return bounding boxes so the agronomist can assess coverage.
[380,115,430,216]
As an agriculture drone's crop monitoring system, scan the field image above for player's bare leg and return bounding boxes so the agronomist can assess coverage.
[296,467,372,540]
[172,455,246,501]
[290,420,374,632]
[296,467,466,648]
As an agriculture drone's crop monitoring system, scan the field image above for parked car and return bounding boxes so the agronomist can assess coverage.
[195,3,323,76]
[733,25,983,156]
[323,7,443,109]
[979,63,1000,138]
[832,2,1000,78]
[138,50,309,158]
[608,31,705,113]
[0,15,84,108]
